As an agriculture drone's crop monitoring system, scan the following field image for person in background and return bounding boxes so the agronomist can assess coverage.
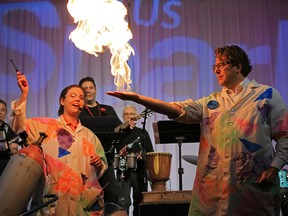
[11,72,108,215]
[0,100,7,122]
[0,99,19,175]
[79,76,122,205]
[107,45,288,216]
[115,105,154,216]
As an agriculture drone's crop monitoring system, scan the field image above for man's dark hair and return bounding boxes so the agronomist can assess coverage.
[79,76,96,88]
[0,99,7,109]
[215,45,252,77]
[58,84,82,116]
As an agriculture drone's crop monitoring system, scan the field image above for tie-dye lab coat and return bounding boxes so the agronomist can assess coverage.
[11,101,108,216]
[173,80,288,216]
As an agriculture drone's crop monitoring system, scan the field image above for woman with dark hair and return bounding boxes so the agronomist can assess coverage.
[10,72,108,215]
[57,84,85,116]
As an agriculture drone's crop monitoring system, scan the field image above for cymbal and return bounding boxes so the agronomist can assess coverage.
[182,155,198,165]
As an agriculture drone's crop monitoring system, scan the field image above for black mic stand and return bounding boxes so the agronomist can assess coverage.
[140,108,149,185]
[175,136,185,190]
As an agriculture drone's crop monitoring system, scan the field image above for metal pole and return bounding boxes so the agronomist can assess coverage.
[176,137,184,191]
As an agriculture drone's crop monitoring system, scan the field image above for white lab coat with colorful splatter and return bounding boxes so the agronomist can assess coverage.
[10,100,108,216]
[173,79,288,216]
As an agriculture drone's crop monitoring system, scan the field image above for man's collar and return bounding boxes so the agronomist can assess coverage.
[223,77,250,93]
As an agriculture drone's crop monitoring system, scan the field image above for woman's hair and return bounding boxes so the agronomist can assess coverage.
[215,45,252,77]
[57,84,83,116]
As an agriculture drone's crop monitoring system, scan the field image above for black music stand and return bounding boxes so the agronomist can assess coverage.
[152,121,200,190]
[80,116,117,133]
[94,132,127,165]
[80,116,126,164]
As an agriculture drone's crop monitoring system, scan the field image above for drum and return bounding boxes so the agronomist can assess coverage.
[146,152,172,191]
[126,153,137,170]
[113,154,120,169]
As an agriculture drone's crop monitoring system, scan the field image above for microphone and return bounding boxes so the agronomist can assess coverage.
[127,136,141,150]
[78,107,83,111]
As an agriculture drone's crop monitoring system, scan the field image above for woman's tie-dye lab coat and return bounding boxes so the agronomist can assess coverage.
[11,101,108,216]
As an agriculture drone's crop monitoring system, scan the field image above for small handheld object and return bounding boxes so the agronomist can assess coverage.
[9,59,19,72]
[10,58,27,87]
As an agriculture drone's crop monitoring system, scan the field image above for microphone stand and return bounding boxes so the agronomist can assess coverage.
[141,108,148,185]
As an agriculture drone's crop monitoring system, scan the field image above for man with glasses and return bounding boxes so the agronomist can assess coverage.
[115,105,154,216]
[107,45,288,215]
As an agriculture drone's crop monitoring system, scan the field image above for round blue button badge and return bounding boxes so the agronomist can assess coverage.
[207,100,219,110]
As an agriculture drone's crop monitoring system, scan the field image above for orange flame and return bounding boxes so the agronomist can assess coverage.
[67,0,134,91]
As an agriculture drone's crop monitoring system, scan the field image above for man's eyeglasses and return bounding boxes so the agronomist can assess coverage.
[212,61,231,71]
